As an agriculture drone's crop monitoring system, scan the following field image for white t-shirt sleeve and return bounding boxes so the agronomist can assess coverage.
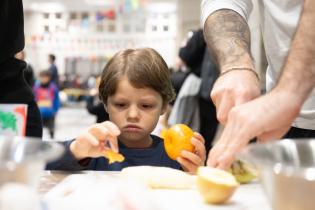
[201,0,253,26]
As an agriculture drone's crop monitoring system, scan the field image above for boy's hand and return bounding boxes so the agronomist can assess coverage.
[177,132,206,174]
[70,121,121,160]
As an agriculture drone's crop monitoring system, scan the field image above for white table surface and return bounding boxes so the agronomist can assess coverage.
[39,171,272,210]
[152,182,271,210]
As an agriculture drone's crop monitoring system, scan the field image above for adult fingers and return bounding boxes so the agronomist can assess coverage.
[215,93,235,124]
[207,108,254,168]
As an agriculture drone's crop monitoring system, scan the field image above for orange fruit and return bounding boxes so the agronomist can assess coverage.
[163,124,195,160]
[103,150,125,164]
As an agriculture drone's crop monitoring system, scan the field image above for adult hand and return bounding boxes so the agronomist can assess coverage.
[70,121,121,160]
[211,70,261,124]
[207,88,301,169]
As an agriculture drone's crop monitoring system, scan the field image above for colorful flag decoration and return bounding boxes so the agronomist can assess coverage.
[118,0,146,14]
[96,9,116,22]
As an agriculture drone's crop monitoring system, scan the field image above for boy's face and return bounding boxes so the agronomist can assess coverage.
[39,75,50,85]
[106,77,165,148]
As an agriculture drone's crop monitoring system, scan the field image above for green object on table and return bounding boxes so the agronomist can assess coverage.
[229,159,258,184]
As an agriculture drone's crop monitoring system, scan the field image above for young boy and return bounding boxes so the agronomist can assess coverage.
[47,48,206,174]
[33,70,60,138]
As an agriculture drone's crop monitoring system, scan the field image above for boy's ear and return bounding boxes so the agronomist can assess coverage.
[160,103,167,115]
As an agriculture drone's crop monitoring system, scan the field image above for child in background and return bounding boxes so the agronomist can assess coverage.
[33,70,60,138]
[47,48,206,174]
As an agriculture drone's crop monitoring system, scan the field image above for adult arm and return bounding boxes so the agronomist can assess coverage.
[276,0,315,104]
[207,0,315,169]
[202,0,260,124]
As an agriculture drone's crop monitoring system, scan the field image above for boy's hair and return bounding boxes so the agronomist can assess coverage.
[99,48,175,106]
[39,70,51,78]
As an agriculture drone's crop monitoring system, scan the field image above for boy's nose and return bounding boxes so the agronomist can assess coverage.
[127,105,140,120]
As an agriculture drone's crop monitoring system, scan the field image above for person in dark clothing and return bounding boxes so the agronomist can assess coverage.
[178,29,206,78]
[86,96,109,123]
[48,54,59,87]
[0,0,42,138]
[86,76,109,123]
[198,49,219,153]
[47,48,206,173]
[169,58,189,105]
[170,70,189,96]
[178,29,219,154]
[15,51,36,87]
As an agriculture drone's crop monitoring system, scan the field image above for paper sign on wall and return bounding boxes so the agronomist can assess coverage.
[0,104,28,137]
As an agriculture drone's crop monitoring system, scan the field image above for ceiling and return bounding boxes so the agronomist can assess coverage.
[23,0,177,12]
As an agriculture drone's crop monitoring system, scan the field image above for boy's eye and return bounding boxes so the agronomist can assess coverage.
[114,103,126,108]
[142,104,154,109]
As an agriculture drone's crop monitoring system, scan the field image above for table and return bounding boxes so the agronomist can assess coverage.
[38,171,272,210]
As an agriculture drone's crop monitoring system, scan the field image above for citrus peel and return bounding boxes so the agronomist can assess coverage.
[103,150,125,164]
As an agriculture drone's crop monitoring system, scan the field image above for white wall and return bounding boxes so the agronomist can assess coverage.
[176,0,202,49]
[23,0,264,80]
[23,2,179,76]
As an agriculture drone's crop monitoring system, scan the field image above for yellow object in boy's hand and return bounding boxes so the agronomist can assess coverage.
[103,150,125,164]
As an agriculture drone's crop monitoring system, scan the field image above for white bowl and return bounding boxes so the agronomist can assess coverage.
[0,136,64,188]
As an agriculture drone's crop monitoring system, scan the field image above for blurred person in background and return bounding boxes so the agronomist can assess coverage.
[169,29,219,154]
[33,70,60,139]
[202,0,315,169]
[86,76,109,123]
[179,29,219,153]
[15,51,35,87]
[48,54,59,87]
[170,57,189,97]
[0,0,42,138]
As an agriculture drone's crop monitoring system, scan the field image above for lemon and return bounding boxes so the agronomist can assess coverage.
[197,167,239,204]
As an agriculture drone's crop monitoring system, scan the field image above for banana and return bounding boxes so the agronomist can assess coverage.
[229,160,258,184]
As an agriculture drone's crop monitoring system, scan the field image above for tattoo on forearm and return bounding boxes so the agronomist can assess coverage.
[204,9,252,70]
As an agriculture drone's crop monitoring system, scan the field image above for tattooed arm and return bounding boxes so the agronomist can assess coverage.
[204,9,253,72]
[207,0,315,169]
[203,9,260,124]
